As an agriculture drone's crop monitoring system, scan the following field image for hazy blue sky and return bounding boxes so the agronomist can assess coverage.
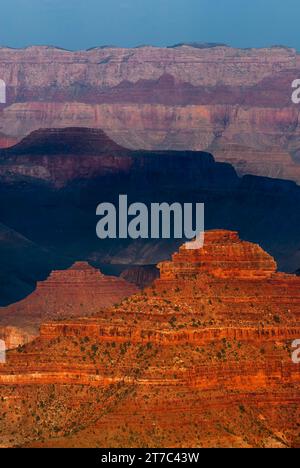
[0,0,299,50]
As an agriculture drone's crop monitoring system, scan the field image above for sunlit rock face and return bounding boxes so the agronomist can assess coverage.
[0,231,299,448]
[0,261,138,349]
[1,45,300,182]
[34,261,139,311]
[158,230,277,281]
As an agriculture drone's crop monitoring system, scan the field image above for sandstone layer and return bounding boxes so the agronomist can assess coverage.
[0,230,299,448]
[1,45,300,182]
[0,261,138,349]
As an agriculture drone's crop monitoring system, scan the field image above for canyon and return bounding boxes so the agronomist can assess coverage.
[0,262,138,349]
[1,127,300,306]
[0,37,299,450]
[0,230,299,448]
[1,45,300,182]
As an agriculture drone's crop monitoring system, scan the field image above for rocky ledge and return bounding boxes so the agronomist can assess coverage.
[0,261,138,349]
[0,231,299,447]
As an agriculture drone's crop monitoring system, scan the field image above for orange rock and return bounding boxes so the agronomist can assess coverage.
[0,230,299,448]
[0,261,138,348]
[158,230,277,280]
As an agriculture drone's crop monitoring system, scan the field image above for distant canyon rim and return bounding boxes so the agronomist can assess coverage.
[1,44,300,183]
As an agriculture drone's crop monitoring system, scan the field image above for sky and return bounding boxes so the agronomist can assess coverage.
[0,0,299,51]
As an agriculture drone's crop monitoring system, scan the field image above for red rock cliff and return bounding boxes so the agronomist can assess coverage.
[0,231,299,448]
[0,261,138,348]
[158,230,277,280]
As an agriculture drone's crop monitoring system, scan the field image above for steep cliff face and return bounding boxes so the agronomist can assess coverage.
[0,126,239,187]
[2,103,300,181]
[1,127,300,307]
[0,222,69,306]
[1,45,300,182]
[0,231,299,448]
[120,265,159,288]
[1,45,298,92]
[0,261,138,349]
[0,127,132,186]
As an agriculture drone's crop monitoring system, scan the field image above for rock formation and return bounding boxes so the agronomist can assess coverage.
[158,230,277,280]
[0,261,138,349]
[1,126,300,308]
[0,127,132,187]
[0,222,69,306]
[120,265,159,288]
[0,230,299,448]
[1,45,300,182]
[0,133,18,149]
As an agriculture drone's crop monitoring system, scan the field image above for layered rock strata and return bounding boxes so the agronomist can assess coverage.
[120,265,159,289]
[0,262,138,349]
[1,45,300,182]
[0,231,299,447]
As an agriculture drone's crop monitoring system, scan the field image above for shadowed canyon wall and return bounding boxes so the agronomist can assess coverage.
[1,127,300,306]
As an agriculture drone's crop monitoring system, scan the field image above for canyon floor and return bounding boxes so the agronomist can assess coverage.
[0,230,299,448]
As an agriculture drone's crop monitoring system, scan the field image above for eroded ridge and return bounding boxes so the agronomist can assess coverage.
[0,231,299,448]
